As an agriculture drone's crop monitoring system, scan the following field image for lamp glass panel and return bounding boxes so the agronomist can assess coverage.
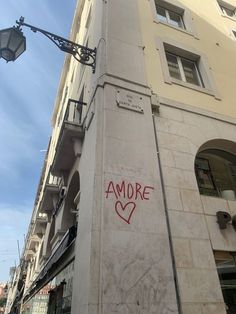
[1,49,14,62]
[15,40,26,59]
[8,29,25,51]
[0,30,11,49]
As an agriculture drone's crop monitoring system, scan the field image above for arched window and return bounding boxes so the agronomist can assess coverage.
[195,144,236,199]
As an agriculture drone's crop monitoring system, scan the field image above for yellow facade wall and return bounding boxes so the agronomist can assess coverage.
[138,0,236,118]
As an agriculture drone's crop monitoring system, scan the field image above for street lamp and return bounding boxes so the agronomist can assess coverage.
[0,17,96,73]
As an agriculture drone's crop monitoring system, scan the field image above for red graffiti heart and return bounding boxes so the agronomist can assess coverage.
[115,201,136,224]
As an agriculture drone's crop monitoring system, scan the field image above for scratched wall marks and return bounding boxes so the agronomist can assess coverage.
[105,180,154,224]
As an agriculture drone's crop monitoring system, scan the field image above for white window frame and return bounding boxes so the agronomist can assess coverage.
[166,52,204,87]
[156,5,185,29]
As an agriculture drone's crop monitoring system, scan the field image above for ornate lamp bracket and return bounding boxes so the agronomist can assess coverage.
[16,17,96,73]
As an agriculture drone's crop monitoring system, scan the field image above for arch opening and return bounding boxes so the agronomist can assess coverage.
[61,171,80,232]
[195,139,236,199]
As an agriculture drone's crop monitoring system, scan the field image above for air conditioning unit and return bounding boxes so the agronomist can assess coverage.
[59,186,67,199]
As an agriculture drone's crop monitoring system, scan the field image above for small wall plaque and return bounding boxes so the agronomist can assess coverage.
[116,89,144,113]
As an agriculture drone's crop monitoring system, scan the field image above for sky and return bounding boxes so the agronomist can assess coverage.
[0,0,77,282]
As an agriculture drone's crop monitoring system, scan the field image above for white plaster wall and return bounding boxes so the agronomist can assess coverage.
[70,0,180,312]
[105,0,147,86]
[97,84,178,313]
[154,100,236,313]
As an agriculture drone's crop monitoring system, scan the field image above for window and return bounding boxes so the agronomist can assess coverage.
[232,30,236,38]
[156,5,185,29]
[218,1,236,18]
[57,86,68,126]
[156,39,220,97]
[195,149,236,199]
[85,7,92,30]
[151,0,198,37]
[215,251,236,313]
[220,5,235,16]
[195,157,218,197]
[165,51,203,87]
[77,87,85,124]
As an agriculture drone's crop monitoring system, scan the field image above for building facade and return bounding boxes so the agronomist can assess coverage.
[5,0,236,313]
[0,283,7,314]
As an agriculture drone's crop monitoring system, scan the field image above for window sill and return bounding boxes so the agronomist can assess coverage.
[153,19,198,39]
[166,77,219,98]
[221,13,236,21]
[201,193,236,203]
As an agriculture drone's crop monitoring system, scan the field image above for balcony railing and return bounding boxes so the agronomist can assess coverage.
[38,172,61,214]
[28,234,40,251]
[25,249,35,261]
[51,99,86,175]
[32,213,48,235]
[64,99,86,125]
[35,213,48,224]
[47,172,61,186]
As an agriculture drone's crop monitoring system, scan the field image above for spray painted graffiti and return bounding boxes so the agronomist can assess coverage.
[105,181,154,224]
[115,201,136,224]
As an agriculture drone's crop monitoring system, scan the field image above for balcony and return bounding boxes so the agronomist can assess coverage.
[51,99,86,175]
[28,235,40,251]
[32,213,48,235]
[50,229,66,252]
[25,249,35,261]
[37,213,48,223]
[39,172,61,213]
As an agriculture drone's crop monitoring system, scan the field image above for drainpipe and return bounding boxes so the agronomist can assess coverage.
[152,113,183,314]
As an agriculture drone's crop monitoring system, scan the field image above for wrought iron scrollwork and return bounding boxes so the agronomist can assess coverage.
[16,17,96,73]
